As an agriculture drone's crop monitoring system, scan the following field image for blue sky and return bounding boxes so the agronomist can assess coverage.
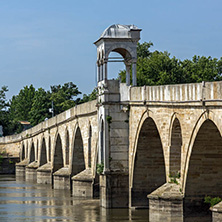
[1,0,222,99]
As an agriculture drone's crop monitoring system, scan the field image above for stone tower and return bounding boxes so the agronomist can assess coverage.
[94,24,141,208]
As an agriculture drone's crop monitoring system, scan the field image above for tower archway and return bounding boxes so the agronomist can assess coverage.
[94,24,141,86]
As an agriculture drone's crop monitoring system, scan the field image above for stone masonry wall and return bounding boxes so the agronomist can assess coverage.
[128,81,222,208]
[0,100,98,176]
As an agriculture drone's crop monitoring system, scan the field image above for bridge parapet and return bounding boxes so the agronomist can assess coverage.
[0,100,97,144]
[129,81,222,103]
[0,100,98,159]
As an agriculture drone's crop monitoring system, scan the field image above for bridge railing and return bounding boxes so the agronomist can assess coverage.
[130,81,222,102]
[0,100,97,143]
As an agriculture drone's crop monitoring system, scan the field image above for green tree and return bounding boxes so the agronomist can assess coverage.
[181,56,222,83]
[6,85,35,134]
[0,86,8,111]
[0,86,9,135]
[2,82,84,135]
[9,85,36,123]
[119,42,222,86]
[119,42,153,83]
[76,88,97,104]
[29,88,51,126]
[137,41,153,58]
[50,82,81,114]
[137,51,184,86]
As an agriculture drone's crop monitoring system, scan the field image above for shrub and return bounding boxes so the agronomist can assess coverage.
[204,196,222,207]
[96,162,104,175]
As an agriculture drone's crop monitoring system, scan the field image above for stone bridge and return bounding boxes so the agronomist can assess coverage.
[1,24,222,221]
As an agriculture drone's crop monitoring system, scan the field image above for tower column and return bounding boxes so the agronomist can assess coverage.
[132,61,137,86]
[103,59,108,80]
[126,64,131,86]
[97,62,100,82]
[103,108,110,171]
[99,61,103,81]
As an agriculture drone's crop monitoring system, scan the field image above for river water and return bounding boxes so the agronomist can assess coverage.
[0,175,149,222]
[0,175,213,222]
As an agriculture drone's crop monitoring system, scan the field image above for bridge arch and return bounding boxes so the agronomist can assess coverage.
[35,139,39,162]
[48,135,51,162]
[20,143,25,161]
[88,124,92,168]
[130,111,166,207]
[39,137,47,167]
[70,123,85,176]
[169,114,182,177]
[52,132,63,173]
[92,136,99,178]
[25,140,28,159]
[65,128,70,166]
[183,111,222,190]
[183,111,222,212]
[29,140,35,163]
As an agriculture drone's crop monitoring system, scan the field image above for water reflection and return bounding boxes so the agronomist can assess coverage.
[183,212,212,222]
[0,175,149,222]
[0,175,213,222]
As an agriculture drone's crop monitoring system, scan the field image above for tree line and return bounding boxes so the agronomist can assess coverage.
[119,42,222,85]
[1,41,222,136]
[0,83,96,136]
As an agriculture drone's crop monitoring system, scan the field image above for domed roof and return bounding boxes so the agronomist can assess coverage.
[100,24,140,38]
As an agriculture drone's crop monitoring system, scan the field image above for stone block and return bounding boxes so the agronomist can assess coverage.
[100,172,129,208]
[53,175,71,190]
[211,201,222,222]
[110,145,128,152]
[26,161,38,182]
[148,183,184,222]
[72,180,93,197]
[16,159,29,178]
[37,163,52,184]
[110,128,128,138]
[16,165,26,178]
[72,168,95,198]
[110,121,128,129]
[26,167,37,182]
[108,94,120,102]
[110,137,128,146]
[149,199,183,222]
[37,171,52,184]
[109,112,128,122]
[53,167,71,190]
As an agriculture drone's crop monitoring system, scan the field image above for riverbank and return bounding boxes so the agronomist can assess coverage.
[0,157,20,174]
